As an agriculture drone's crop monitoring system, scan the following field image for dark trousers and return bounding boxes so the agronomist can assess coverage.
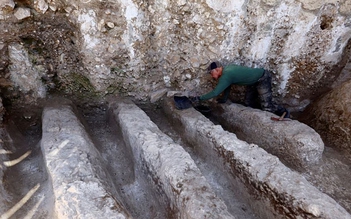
[245,70,275,112]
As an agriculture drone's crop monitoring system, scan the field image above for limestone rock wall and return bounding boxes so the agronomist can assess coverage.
[304,80,351,154]
[0,0,350,109]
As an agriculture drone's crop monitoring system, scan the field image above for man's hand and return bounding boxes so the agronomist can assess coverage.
[189,96,200,103]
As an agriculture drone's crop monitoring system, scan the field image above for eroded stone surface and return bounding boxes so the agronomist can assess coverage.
[33,0,48,14]
[41,101,131,219]
[13,7,31,20]
[297,0,351,13]
[213,102,324,169]
[162,96,351,219]
[112,99,235,219]
[8,43,46,101]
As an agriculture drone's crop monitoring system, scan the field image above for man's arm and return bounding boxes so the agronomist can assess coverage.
[216,85,231,103]
[200,78,232,101]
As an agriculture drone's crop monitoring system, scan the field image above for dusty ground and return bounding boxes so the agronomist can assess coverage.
[1,98,351,218]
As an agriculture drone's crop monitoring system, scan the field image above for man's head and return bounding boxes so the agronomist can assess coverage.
[208,61,221,73]
[208,61,223,80]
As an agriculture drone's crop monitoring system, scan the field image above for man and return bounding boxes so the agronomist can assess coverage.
[190,61,289,118]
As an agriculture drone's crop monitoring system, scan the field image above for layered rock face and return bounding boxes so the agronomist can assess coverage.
[306,80,351,154]
[0,0,350,106]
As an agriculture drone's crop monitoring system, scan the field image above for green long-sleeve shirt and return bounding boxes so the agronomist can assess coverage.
[200,64,264,101]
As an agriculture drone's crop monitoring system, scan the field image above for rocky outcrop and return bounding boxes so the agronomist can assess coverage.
[8,43,46,101]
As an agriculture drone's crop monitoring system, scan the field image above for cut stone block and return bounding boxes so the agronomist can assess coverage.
[111,99,235,219]
[213,103,324,169]
[41,102,131,219]
[14,7,30,20]
[162,97,351,219]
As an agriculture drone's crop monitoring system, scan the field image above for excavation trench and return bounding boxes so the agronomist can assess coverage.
[0,97,351,219]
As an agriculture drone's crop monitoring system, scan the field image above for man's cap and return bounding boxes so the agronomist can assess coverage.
[207,61,221,73]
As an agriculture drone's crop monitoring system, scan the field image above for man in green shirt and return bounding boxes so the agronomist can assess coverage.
[191,61,289,118]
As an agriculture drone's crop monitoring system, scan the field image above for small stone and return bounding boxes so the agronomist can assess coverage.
[49,4,57,12]
[106,22,115,29]
[34,0,48,14]
[163,76,172,87]
[302,204,321,217]
[64,7,72,13]
[105,9,111,15]
[149,88,168,103]
[23,114,32,120]
[0,0,15,14]
[14,7,31,20]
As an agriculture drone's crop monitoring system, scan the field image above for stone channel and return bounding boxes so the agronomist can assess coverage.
[1,96,351,219]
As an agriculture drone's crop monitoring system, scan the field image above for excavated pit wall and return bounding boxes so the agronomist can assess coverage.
[1,0,351,110]
[162,97,351,219]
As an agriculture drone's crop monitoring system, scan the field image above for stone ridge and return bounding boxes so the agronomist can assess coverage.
[162,97,351,219]
[41,104,131,219]
[214,103,324,169]
[112,99,235,219]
